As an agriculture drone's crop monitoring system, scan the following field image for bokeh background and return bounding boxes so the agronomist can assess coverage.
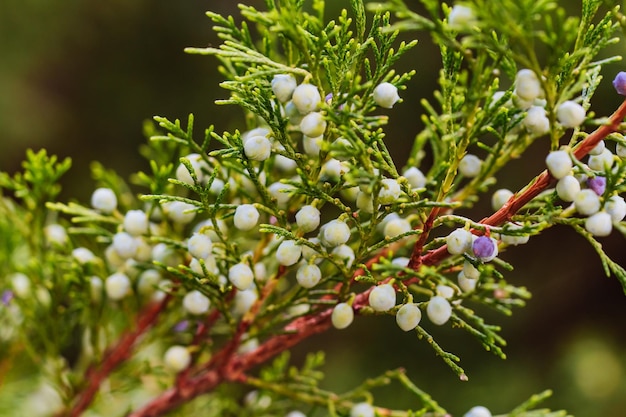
[1,1,625,416]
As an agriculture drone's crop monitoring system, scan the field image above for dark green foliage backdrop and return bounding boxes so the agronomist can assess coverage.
[1,1,624,415]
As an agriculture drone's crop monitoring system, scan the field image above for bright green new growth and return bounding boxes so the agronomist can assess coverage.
[0,0,625,416]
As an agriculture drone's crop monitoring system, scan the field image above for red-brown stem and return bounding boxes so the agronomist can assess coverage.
[407,207,440,270]
[421,98,626,266]
[62,296,171,417]
[128,100,626,416]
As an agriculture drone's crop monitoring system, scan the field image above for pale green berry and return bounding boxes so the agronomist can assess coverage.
[427,295,452,325]
[436,285,455,299]
[323,219,351,247]
[228,263,254,290]
[356,191,375,213]
[373,82,400,108]
[244,135,272,161]
[11,273,30,298]
[91,187,117,213]
[301,238,321,261]
[588,149,615,171]
[234,204,260,231]
[44,224,68,246]
[378,178,402,204]
[556,175,581,202]
[605,195,626,223]
[285,100,304,124]
[403,167,426,189]
[187,232,213,260]
[491,189,513,211]
[369,283,396,311]
[296,264,322,288]
[585,211,612,237]
[458,271,477,292]
[112,232,138,259]
[183,290,210,315]
[72,247,96,264]
[302,134,322,156]
[396,303,422,331]
[176,153,207,185]
[589,140,605,156]
[557,100,586,128]
[271,74,297,103]
[448,4,476,31]
[350,402,375,417]
[137,269,161,296]
[500,223,529,246]
[164,201,196,224]
[292,83,321,114]
[616,142,626,158]
[464,406,492,417]
[463,260,480,279]
[459,154,482,177]
[545,150,572,179]
[523,106,550,135]
[90,276,103,302]
[232,289,258,316]
[384,217,412,238]
[574,189,601,216]
[300,112,327,137]
[254,262,267,282]
[514,69,541,101]
[268,182,293,208]
[164,345,191,372]
[105,272,131,300]
[276,240,302,266]
[331,302,354,329]
[296,205,321,232]
[331,244,355,267]
[446,228,473,255]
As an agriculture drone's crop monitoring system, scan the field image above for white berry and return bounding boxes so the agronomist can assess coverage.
[271,74,297,103]
[436,284,455,299]
[458,271,477,292]
[105,272,131,300]
[228,263,254,290]
[383,217,412,238]
[514,69,542,101]
[557,100,586,128]
[276,240,302,266]
[11,273,30,298]
[545,150,572,179]
[616,142,626,158]
[464,406,492,417]
[44,224,68,246]
[403,167,426,189]
[268,182,293,208]
[300,112,327,137]
[137,269,161,296]
[244,135,272,161]
[459,154,482,177]
[446,228,473,255]
[123,210,149,236]
[427,296,452,325]
[588,148,615,171]
[323,219,351,247]
[589,140,605,156]
[574,189,601,216]
[296,205,321,232]
[350,402,375,417]
[91,188,117,213]
[233,289,258,316]
[331,302,354,329]
[302,134,322,156]
[176,153,207,185]
[234,204,260,231]
[378,178,402,204]
[463,260,480,279]
[491,189,513,211]
[556,175,581,202]
[523,106,550,135]
[331,244,355,267]
[187,232,213,260]
[292,84,321,115]
[369,284,396,311]
[183,290,210,315]
[605,195,626,223]
[585,211,612,237]
[500,223,529,246]
[164,201,196,224]
[356,191,375,213]
[296,264,322,288]
[373,82,400,108]
[112,232,138,259]
[72,247,96,264]
[396,303,422,331]
[164,345,191,372]
[448,5,476,31]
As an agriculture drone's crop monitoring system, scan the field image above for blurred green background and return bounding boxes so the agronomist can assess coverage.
[1,1,625,416]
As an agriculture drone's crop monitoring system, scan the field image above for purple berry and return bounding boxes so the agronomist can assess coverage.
[613,72,626,96]
[325,93,334,104]
[173,320,190,332]
[1,290,13,306]
[587,176,606,196]
[472,236,498,262]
